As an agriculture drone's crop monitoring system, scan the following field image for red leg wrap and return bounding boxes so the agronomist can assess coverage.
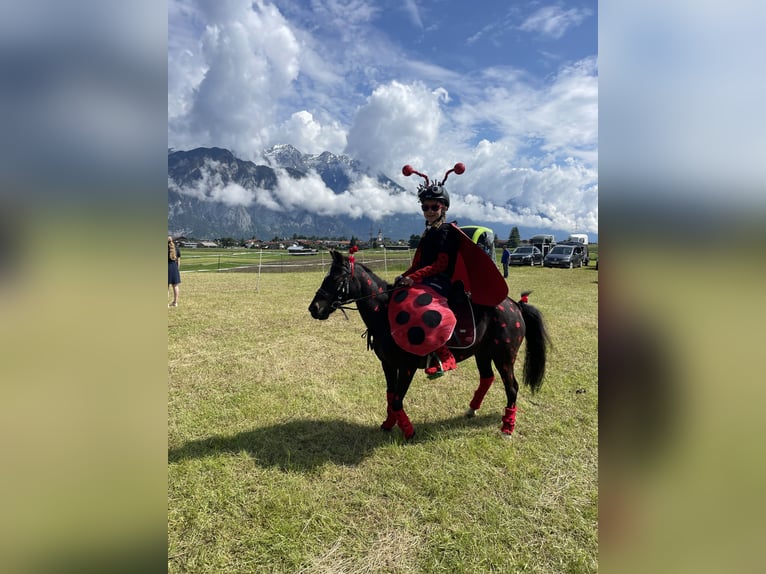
[381,392,397,430]
[469,376,495,411]
[501,405,517,435]
[396,409,415,439]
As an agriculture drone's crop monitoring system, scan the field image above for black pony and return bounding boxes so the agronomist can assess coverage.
[309,250,550,439]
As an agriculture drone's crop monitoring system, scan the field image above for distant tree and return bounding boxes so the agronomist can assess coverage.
[350,236,358,249]
[408,234,421,249]
[219,237,237,247]
[508,226,521,248]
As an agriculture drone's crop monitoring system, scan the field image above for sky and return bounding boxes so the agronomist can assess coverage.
[168,0,598,239]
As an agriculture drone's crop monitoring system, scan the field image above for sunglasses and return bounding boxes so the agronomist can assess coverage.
[421,204,442,212]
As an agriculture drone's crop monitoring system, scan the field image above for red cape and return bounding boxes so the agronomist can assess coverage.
[434,223,508,306]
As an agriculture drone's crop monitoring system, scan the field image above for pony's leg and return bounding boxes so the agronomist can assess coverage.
[390,366,416,439]
[380,362,398,431]
[394,400,415,439]
[381,392,397,431]
[495,355,520,435]
[466,355,495,417]
[501,404,518,435]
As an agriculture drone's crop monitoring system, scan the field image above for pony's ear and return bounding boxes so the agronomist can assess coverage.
[331,250,345,264]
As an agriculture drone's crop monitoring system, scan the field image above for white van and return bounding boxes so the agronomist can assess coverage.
[567,233,588,245]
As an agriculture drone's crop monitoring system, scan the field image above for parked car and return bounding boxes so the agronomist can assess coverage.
[543,244,586,268]
[509,245,543,266]
[558,240,590,266]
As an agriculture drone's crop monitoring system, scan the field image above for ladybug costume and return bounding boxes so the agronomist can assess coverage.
[389,222,507,377]
[389,221,461,358]
[392,162,508,377]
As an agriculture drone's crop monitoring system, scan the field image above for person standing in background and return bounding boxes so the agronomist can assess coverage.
[501,246,511,278]
[168,235,181,307]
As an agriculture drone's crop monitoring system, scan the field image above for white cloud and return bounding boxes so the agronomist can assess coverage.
[275,170,417,220]
[451,151,598,233]
[345,81,446,176]
[169,160,261,208]
[519,5,592,39]
[206,182,252,206]
[402,0,424,30]
[529,57,599,166]
[168,0,303,158]
[168,1,599,235]
[278,111,347,155]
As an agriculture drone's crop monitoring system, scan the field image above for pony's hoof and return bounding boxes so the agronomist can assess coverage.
[465,407,477,418]
[380,424,393,432]
[404,430,416,441]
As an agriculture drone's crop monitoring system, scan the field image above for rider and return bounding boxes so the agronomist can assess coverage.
[396,182,461,377]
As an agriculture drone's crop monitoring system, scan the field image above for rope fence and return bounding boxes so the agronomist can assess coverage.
[181,249,415,275]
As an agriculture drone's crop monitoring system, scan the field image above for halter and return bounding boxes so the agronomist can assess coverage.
[315,276,353,315]
[314,252,393,319]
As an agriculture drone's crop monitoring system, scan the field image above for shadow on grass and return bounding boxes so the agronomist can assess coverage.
[168,412,502,472]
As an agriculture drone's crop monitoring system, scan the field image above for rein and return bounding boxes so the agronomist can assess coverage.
[321,284,394,319]
[316,265,394,320]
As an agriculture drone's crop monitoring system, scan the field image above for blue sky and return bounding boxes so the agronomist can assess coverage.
[169,0,598,240]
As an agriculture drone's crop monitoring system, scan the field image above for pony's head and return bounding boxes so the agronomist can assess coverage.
[308,250,352,320]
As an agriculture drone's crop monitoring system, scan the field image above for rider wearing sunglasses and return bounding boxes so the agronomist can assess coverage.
[396,183,461,376]
[391,165,508,379]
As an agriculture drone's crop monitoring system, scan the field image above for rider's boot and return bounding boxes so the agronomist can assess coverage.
[425,345,457,378]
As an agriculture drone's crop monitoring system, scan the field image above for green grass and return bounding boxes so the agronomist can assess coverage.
[168,262,598,573]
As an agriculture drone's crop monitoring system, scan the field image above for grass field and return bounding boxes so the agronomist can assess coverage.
[168,260,598,573]
[177,245,598,274]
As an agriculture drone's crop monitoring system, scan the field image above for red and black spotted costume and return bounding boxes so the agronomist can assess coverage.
[389,222,508,373]
[403,222,460,288]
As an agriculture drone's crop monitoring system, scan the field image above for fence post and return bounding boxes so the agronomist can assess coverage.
[255,250,262,291]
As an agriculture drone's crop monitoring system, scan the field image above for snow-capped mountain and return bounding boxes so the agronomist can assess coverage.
[262,144,399,195]
[167,146,418,240]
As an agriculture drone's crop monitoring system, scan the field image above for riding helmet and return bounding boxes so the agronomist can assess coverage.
[417,183,450,209]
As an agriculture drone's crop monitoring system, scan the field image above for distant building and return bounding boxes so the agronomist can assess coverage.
[178,240,219,248]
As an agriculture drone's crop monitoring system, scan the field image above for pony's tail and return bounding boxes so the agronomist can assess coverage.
[519,292,551,394]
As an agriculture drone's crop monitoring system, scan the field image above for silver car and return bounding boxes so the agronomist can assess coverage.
[543,245,585,268]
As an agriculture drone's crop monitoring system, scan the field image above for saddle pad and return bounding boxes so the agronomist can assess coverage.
[447,301,476,349]
[388,285,456,356]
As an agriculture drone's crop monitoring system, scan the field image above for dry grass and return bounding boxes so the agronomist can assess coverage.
[168,264,598,573]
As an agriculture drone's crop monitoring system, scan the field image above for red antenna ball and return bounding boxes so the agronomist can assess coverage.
[402,164,414,176]
[454,162,465,175]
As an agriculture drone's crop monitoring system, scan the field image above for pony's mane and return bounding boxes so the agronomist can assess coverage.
[355,260,391,289]
[333,251,391,290]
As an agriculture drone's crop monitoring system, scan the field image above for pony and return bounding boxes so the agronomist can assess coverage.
[308,250,550,440]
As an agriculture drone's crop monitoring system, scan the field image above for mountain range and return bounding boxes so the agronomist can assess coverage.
[167,145,597,243]
[168,145,423,241]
